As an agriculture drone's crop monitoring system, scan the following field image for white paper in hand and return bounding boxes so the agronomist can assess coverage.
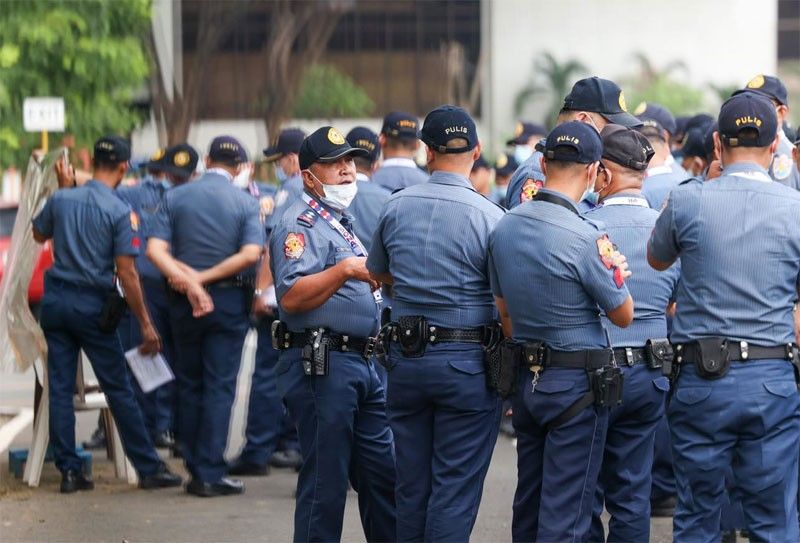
[125,348,174,393]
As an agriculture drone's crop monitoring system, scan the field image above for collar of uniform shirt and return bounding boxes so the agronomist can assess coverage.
[381,157,419,169]
[646,165,673,177]
[205,167,234,182]
[356,172,370,182]
[428,170,474,189]
[535,187,580,212]
[720,161,772,183]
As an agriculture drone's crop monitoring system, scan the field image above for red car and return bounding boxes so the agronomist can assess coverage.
[0,200,53,311]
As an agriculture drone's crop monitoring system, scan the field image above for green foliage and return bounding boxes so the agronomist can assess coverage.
[292,64,375,119]
[625,53,705,116]
[0,0,151,167]
[514,52,588,129]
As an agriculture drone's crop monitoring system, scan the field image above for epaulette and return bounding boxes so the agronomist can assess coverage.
[296,209,317,228]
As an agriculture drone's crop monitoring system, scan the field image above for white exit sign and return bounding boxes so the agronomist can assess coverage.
[23,97,65,132]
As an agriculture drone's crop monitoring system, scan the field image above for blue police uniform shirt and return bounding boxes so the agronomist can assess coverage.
[371,158,428,192]
[349,175,391,251]
[150,171,264,270]
[489,186,509,208]
[770,131,800,190]
[33,180,138,290]
[265,173,304,234]
[642,165,685,209]
[367,170,504,329]
[269,196,379,338]
[585,193,680,346]
[506,151,545,209]
[117,176,169,281]
[488,188,631,350]
[649,161,800,345]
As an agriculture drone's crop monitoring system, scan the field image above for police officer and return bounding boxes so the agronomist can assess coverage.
[469,154,493,196]
[269,126,395,542]
[488,121,634,542]
[367,106,504,542]
[116,143,199,450]
[648,92,800,541]
[634,102,686,176]
[264,127,306,227]
[679,126,712,178]
[635,103,686,209]
[148,135,264,497]
[584,125,680,542]
[507,121,547,165]
[371,112,428,191]
[33,136,182,493]
[734,74,799,190]
[492,151,519,208]
[345,126,391,247]
[506,77,641,209]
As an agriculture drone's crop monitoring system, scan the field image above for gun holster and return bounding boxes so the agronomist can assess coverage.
[397,316,427,358]
[271,320,290,350]
[483,325,516,398]
[98,291,127,333]
[692,337,730,380]
[590,366,624,407]
[302,328,330,376]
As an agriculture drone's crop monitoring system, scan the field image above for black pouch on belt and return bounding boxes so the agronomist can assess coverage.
[590,366,624,407]
[692,337,730,380]
[98,290,127,333]
[645,338,673,370]
[397,316,427,358]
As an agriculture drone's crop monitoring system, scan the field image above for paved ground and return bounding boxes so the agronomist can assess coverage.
[0,335,676,542]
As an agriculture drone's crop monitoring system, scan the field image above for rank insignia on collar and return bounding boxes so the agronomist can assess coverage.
[520,178,543,202]
[597,234,625,288]
[297,209,317,227]
[284,232,305,259]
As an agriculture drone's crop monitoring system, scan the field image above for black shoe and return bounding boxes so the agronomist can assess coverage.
[227,459,270,476]
[185,477,245,497]
[170,442,183,459]
[269,449,302,470]
[651,495,677,517]
[60,470,95,494]
[152,432,175,449]
[721,530,737,543]
[81,426,107,450]
[139,464,183,489]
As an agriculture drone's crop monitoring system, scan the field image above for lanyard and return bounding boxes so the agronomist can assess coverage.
[601,195,650,208]
[301,193,382,304]
[532,191,579,216]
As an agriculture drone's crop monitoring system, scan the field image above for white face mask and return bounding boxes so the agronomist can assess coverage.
[307,170,358,210]
[514,145,533,164]
[233,162,253,188]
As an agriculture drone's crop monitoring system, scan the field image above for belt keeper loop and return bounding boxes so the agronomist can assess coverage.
[740,341,749,360]
[429,325,437,343]
[342,335,349,351]
[625,347,634,367]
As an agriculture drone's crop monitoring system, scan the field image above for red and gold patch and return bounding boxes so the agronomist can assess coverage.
[520,178,543,202]
[596,235,624,288]
[284,232,305,259]
[130,211,139,232]
[132,236,141,249]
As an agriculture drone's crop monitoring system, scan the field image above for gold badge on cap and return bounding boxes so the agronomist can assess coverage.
[151,148,165,161]
[174,151,190,167]
[747,74,765,89]
[327,128,345,145]
[633,101,647,116]
[618,91,628,112]
[514,122,523,137]
[496,153,508,169]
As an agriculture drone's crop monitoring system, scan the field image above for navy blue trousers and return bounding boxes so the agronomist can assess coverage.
[512,365,608,543]
[117,278,176,439]
[386,343,501,542]
[276,348,396,543]
[590,364,669,542]
[40,278,162,476]
[651,414,676,501]
[169,286,248,483]
[670,360,800,542]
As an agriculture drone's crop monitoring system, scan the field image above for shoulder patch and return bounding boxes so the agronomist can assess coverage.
[596,235,625,288]
[520,178,543,202]
[130,211,139,232]
[772,154,792,180]
[296,209,317,228]
[284,232,306,259]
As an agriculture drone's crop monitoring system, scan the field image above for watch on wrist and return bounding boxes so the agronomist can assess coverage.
[254,288,263,297]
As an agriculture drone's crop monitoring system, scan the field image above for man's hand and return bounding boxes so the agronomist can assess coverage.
[252,295,275,318]
[139,323,162,355]
[340,256,380,291]
[259,196,275,222]
[611,250,632,280]
[186,282,214,318]
[55,156,76,188]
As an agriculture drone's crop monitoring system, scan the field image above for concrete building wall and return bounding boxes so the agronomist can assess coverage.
[482,0,778,153]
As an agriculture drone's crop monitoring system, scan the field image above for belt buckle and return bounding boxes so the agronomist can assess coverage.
[363,337,377,360]
[624,347,635,367]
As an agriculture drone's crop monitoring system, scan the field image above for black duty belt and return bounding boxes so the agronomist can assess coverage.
[389,324,486,344]
[277,329,373,354]
[675,341,797,363]
[612,347,648,367]
[208,276,255,289]
[539,348,612,370]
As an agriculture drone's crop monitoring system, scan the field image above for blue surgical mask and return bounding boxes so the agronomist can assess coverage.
[275,165,288,183]
[514,145,533,164]
[582,189,599,207]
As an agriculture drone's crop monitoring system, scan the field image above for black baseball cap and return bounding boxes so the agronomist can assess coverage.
[703,122,718,159]
[681,127,707,159]
[506,121,547,145]
[208,135,248,165]
[420,105,478,154]
[543,121,602,163]
[562,77,641,128]
[472,154,490,171]
[674,116,691,138]
[346,126,381,163]
[299,126,368,170]
[160,143,199,179]
[381,112,420,140]
[633,102,677,136]
[146,148,167,171]
[494,152,520,177]
[686,113,714,133]
[718,93,778,148]
[263,128,306,162]
[600,124,654,171]
[94,136,130,163]
[733,74,788,106]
